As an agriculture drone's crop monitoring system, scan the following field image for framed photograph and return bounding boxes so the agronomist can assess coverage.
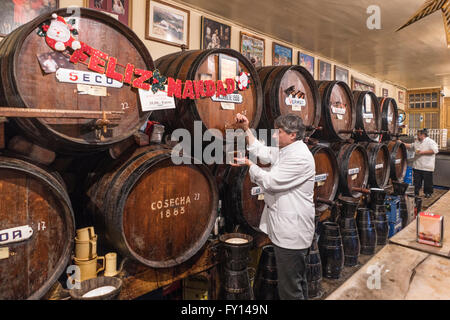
[272,42,292,66]
[0,0,59,37]
[240,31,265,68]
[37,51,71,74]
[146,0,190,48]
[382,88,389,97]
[298,52,314,77]
[201,17,231,49]
[398,91,405,103]
[86,0,132,27]
[318,60,332,81]
[219,54,239,82]
[352,77,376,93]
[334,66,349,84]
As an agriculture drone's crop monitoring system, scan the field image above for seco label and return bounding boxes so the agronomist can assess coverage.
[348,168,360,175]
[0,225,33,245]
[315,173,328,182]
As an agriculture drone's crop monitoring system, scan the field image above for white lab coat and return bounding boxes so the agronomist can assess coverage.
[248,139,316,250]
[412,137,439,172]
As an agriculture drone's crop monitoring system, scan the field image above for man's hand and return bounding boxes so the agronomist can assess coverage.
[229,157,254,167]
[235,113,250,131]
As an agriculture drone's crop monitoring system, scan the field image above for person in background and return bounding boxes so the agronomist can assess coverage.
[404,128,439,198]
[231,113,316,300]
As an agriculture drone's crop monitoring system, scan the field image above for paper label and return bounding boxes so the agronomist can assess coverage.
[139,86,176,111]
[348,168,360,175]
[351,174,358,180]
[211,93,243,104]
[315,173,328,182]
[375,163,384,169]
[337,114,344,120]
[251,186,263,196]
[363,113,373,119]
[56,68,123,88]
[395,159,401,164]
[0,225,33,245]
[258,194,265,201]
[365,95,372,112]
[286,97,306,111]
[77,84,107,96]
[0,247,9,260]
[332,106,346,115]
[221,103,235,110]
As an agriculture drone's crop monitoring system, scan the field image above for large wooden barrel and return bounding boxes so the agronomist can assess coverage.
[359,142,391,189]
[257,65,321,136]
[377,97,399,139]
[85,145,218,268]
[0,156,74,300]
[0,8,154,154]
[309,145,339,212]
[387,140,407,182]
[353,91,382,142]
[218,165,265,234]
[331,143,369,198]
[152,49,263,142]
[312,81,356,141]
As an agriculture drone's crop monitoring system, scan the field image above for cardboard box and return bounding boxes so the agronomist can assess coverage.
[417,212,444,247]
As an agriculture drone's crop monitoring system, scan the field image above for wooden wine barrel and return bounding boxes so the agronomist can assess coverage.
[377,97,399,139]
[353,91,382,142]
[359,142,391,189]
[309,145,339,212]
[219,165,266,234]
[331,143,369,198]
[257,65,321,136]
[0,156,74,300]
[312,81,355,141]
[152,49,263,141]
[0,8,154,154]
[85,145,218,268]
[387,140,407,181]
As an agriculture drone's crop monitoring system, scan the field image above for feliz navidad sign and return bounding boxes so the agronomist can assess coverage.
[37,14,251,110]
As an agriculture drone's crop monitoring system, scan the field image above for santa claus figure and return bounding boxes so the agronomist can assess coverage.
[236,71,250,91]
[44,13,81,51]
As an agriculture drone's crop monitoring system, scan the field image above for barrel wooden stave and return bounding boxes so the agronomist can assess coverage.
[353,91,381,142]
[257,65,320,136]
[0,8,154,154]
[387,140,407,181]
[0,156,74,300]
[152,49,263,140]
[313,81,355,141]
[86,145,218,268]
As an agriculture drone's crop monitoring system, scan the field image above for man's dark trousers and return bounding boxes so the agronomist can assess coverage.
[273,244,309,300]
[413,169,434,196]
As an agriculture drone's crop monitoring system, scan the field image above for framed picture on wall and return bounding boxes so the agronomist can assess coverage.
[334,66,349,84]
[352,76,376,93]
[240,32,265,68]
[86,0,132,27]
[201,17,231,49]
[272,42,292,66]
[382,88,389,97]
[318,60,332,80]
[298,52,314,77]
[146,0,190,48]
[398,91,405,103]
[0,0,59,37]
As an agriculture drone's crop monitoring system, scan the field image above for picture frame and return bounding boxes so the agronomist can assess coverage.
[86,0,132,27]
[334,66,349,85]
[382,88,389,97]
[298,52,314,77]
[398,91,405,103]
[272,42,292,66]
[0,0,59,37]
[318,60,332,81]
[352,76,376,93]
[146,0,190,48]
[218,54,239,83]
[201,16,231,49]
[240,31,265,68]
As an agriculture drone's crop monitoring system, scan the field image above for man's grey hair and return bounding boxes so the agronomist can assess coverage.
[274,114,306,141]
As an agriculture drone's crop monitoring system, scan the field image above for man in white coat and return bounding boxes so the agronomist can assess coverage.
[404,128,439,198]
[231,113,315,300]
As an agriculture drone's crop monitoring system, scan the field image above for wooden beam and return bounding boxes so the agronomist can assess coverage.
[0,107,124,119]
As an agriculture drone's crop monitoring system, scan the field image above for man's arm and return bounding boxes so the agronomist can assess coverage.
[249,156,313,193]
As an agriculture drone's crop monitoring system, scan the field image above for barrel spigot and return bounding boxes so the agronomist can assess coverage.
[352,187,370,194]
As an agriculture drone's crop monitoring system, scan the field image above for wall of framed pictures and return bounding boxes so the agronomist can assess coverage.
[2,0,408,110]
